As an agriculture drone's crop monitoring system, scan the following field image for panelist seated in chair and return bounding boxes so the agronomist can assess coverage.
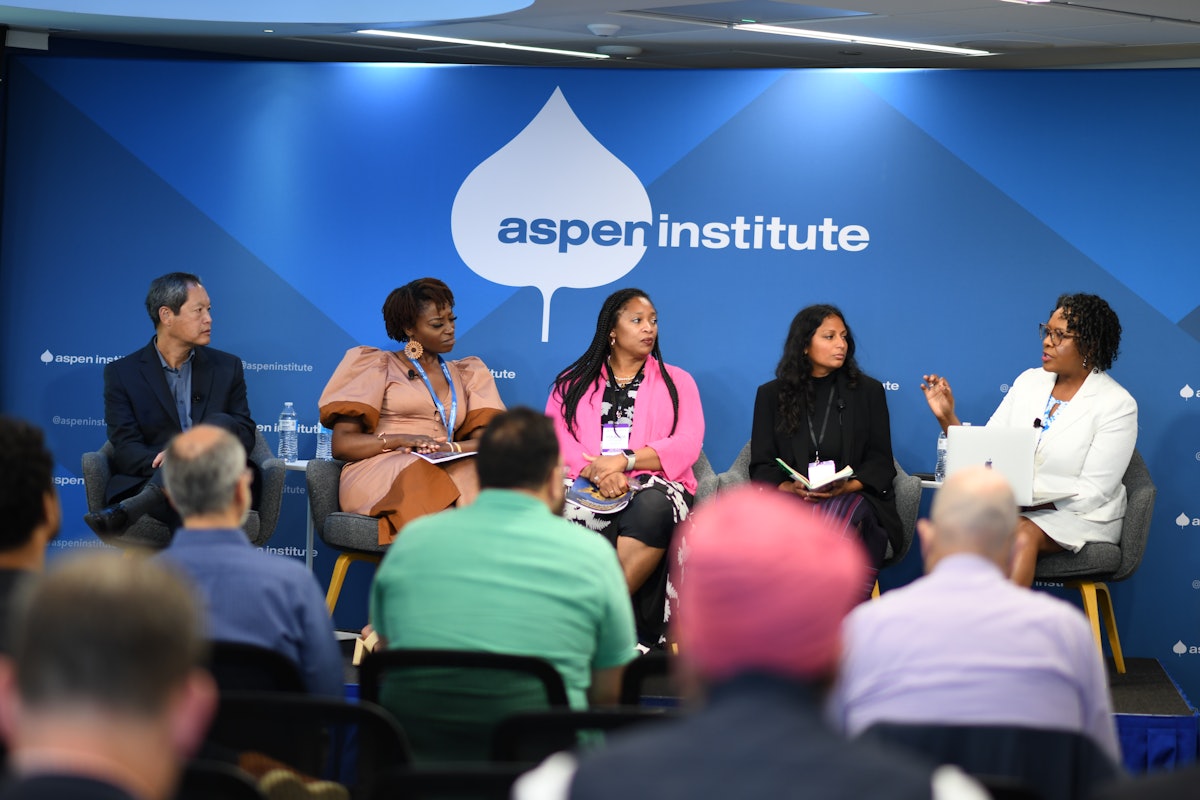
[318,277,505,546]
[156,425,343,699]
[828,467,1121,764]
[85,272,258,537]
[367,407,637,762]
[920,292,1136,587]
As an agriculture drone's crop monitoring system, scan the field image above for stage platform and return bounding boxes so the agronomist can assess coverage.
[1111,658,1198,773]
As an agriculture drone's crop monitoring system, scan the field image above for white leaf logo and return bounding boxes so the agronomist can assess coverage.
[451,87,651,341]
[1181,384,1195,400]
[40,350,54,364]
[1174,640,1188,656]
[1177,513,1192,529]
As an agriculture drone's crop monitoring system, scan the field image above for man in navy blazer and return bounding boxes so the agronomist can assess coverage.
[85,272,257,536]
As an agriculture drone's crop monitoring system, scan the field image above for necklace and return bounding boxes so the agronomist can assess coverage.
[607,358,639,386]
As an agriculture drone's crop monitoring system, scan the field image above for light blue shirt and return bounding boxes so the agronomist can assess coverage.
[159,527,343,698]
[830,553,1119,761]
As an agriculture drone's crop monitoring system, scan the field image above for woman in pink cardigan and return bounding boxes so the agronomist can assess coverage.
[546,287,704,647]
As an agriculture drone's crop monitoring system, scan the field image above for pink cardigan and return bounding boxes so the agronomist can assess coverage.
[545,356,705,494]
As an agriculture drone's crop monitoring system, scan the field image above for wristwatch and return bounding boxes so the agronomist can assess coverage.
[622,449,637,472]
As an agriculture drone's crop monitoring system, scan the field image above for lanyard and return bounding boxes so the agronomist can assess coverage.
[409,354,457,436]
[806,388,837,462]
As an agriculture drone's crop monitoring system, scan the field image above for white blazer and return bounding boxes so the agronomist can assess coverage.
[987,367,1138,551]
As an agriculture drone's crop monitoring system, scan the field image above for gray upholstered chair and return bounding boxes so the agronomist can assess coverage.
[715,441,921,592]
[81,430,285,550]
[305,458,385,615]
[1034,449,1155,674]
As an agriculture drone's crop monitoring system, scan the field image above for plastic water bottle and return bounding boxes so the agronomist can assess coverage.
[314,421,333,461]
[277,402,298,463]
[933,430,948,483]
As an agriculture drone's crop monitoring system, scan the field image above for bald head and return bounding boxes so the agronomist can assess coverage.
[163,425,248,522]
[923,466,1019,566]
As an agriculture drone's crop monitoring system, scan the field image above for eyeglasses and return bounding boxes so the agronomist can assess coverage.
[1038,323,1074,347]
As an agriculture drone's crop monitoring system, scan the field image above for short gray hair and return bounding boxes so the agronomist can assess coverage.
[145,272,202,328]
[163,426,246,519]
[10,553,206,715]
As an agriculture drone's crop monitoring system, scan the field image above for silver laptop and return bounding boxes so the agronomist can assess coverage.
[945,425,1070,507]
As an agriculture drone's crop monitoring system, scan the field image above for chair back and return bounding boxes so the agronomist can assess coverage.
[886,459,922,567]
[204,692,411,798]
[358,649,569,763]
[859,722,1121,800]
[692,451,718,503]
[176,759,266,800]
[1112,449,1155,582]
[365,764,528,800]
[618,650,673,706]
[490,707,676,764]
[207,640,307,694]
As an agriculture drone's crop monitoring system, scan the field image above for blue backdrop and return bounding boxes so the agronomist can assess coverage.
[2,58,1198,698]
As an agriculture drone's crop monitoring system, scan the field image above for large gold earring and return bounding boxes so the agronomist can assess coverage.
[404,339,424,360]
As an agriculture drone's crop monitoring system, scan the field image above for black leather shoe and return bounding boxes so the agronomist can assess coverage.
[83,505,130,536]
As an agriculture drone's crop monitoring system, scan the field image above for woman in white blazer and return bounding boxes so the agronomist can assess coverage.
[920,293,1137,586]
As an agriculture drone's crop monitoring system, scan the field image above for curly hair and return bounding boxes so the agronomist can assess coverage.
[774,304,861,434]
[550,288,680,438]
[1054,293,1121,372]
[0,416,55,551]
[382,278,455,343]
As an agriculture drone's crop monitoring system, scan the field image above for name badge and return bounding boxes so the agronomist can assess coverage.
[808,459,837,486]
[601,423,632,455]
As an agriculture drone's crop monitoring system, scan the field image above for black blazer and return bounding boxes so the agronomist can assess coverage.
[102,339,256,502]
[750,371,902,552]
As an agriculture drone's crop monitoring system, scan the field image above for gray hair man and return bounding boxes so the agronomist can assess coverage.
[0,554,216,800]
[158,425,343,697]
[831,466,1120,761]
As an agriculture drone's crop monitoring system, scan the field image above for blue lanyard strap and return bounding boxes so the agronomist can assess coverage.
[409,354,458,436]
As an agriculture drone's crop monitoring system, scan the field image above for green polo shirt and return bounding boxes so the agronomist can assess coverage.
[369,488,638,761]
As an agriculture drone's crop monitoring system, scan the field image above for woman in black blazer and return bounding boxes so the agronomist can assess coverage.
[750,304,901,583]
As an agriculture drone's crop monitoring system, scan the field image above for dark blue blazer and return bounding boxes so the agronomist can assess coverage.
[102,339,256,502]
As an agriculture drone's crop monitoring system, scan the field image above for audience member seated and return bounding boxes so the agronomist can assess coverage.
[0,554,217,800]
[514,486,985,800]
[86,272,259,537]
[829,466,1120,763]
[0,416,60,653]
[368,407,637,761]
[920,292,1136,586]
[318,277,505,546]
[157,424,343,698]
[546,287,704,647]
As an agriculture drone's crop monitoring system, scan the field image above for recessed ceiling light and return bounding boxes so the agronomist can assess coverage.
[357,29,609,60]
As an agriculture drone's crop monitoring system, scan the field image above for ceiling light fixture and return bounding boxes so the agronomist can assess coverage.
[357,29,610,59]
[733,22,993,57]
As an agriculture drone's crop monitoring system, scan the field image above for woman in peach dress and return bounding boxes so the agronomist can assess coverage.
[318,278,504,544]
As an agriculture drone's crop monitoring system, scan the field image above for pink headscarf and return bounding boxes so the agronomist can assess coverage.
[674,484,868,682]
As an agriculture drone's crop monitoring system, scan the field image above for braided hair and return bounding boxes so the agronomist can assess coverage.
[551,288,680,438]
[775,304,861,434]
[1054,293,1121,373]
[382,278,454,343]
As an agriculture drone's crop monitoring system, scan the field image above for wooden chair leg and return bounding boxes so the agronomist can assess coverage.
[1073,580,1125,674]
[1094,581,1126,674]
[871,580,880,599]
[324,552,383,616]
[325,554,353,615]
